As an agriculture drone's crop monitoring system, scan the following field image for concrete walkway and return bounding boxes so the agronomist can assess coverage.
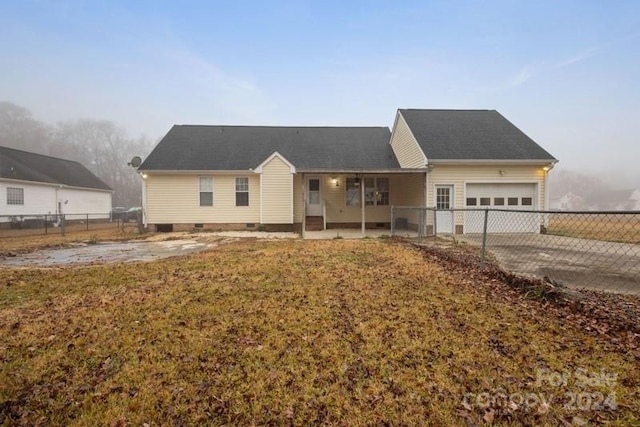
[457,233,640,294]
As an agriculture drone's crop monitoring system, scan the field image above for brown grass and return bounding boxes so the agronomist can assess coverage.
[0,239,638,425]
[547,213,640,244]
[0,223,144,257]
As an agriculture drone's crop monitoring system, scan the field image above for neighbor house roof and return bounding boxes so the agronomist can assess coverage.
[399,109,557,162]
[0,146,112,191]
[139,125,398,171]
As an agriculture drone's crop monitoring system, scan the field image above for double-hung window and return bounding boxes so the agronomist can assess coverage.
[199,177,213,206]
[7,187,24,205]
[364,177,389,206]
[346,178,360,206]
[235,177,249,206]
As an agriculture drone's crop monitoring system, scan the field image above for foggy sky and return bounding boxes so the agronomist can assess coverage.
[1,1,639,187]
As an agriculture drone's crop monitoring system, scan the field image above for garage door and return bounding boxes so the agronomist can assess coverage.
[464,183,539,233]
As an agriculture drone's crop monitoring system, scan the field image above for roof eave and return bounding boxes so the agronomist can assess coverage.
[427,159,558,165]
[0,177,113,192]
[296,168,425,174]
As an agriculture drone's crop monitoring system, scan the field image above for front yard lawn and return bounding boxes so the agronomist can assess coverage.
[1,239,638,425]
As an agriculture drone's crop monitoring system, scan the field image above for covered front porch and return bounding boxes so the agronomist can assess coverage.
[297,171,426,238]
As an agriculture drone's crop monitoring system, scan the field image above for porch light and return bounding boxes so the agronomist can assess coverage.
[141,173,148,179]
[331,177,340,187]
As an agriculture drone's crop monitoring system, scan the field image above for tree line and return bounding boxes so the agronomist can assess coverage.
[0,101,153,208]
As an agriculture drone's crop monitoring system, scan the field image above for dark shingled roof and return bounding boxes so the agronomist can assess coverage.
[399,109,557,161]
[0,146,112,191]
[139,126,397,171]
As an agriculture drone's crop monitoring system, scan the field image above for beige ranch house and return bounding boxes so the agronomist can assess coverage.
[138,109,557,235]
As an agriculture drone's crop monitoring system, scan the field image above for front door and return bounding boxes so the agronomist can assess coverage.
[306,177,323,216]
[435,185,454,233]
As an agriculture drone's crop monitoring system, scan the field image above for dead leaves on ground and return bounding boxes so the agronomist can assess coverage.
[0,239,639,425]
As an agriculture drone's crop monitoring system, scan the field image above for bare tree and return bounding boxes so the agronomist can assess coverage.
[54,119,151,206]
[0,102,152,207]
[0,102,54,154]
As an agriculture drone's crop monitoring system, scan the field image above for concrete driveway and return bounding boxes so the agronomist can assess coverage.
[457,233,640,294]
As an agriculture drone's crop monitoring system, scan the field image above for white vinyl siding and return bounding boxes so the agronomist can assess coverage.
[0,181,111,221]
[145,174,260,223]
[390,113,427,168]
[261,156,293,223]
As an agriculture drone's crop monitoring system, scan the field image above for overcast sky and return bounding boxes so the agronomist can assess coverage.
[1,1,639,186]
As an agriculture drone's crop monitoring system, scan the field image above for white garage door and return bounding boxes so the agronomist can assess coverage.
[464,183,539,233]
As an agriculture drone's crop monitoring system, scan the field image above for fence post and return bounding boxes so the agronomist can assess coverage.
[433,208,437,239]
[45,214,48,235]
[61,214,66,237]
[390,206,395,236]
[480,208,489,270]
[86,213,89,231]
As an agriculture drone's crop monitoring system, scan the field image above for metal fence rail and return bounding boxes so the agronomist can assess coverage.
[0,213,136,238]
[391,206,640,294]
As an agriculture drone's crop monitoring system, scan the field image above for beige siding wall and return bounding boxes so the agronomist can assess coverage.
[390,113,426,168]
[145,174,260,223]
[427,165,546,209]
[292,173,425,223]
[261,156,293,223]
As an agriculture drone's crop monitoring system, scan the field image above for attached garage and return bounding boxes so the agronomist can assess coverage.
[464,183,540,233]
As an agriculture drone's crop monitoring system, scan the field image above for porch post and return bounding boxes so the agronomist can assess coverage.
[301,173,306,238]
[361,176,365,236]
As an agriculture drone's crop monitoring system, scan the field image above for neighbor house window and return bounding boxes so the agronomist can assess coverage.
[494,197,505,206]
[364,177,389,206]
[521,197,533,206]
[6,187,24,205]
[346,178,360,206]
[235,177,249,206]
[508,197,519,206]
[480,197,491,206]
[199,177,213,206]
[466,197,477,206]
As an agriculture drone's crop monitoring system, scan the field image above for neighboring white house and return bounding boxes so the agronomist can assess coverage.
[138,109,558,235]
[0,146,113,224]
[550,191,584,211]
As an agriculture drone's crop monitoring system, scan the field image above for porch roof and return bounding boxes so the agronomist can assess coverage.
[297,168,426,174]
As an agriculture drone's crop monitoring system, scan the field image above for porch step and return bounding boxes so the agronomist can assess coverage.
[305,216,324,231]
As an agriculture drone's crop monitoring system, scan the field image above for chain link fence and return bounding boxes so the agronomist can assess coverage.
[0,212,140,238]
[391,206,640,294]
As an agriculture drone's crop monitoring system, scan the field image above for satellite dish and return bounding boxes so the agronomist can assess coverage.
[129,156,142,168]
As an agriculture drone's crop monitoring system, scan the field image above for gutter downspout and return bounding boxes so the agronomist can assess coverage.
[543,162,556,211]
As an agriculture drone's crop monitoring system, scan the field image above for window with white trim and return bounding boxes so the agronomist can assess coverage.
[7,187,24,205]
[235,177,249,206]
[346,178,360,206]
[199,177,213,206]
[364,177,389,206]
